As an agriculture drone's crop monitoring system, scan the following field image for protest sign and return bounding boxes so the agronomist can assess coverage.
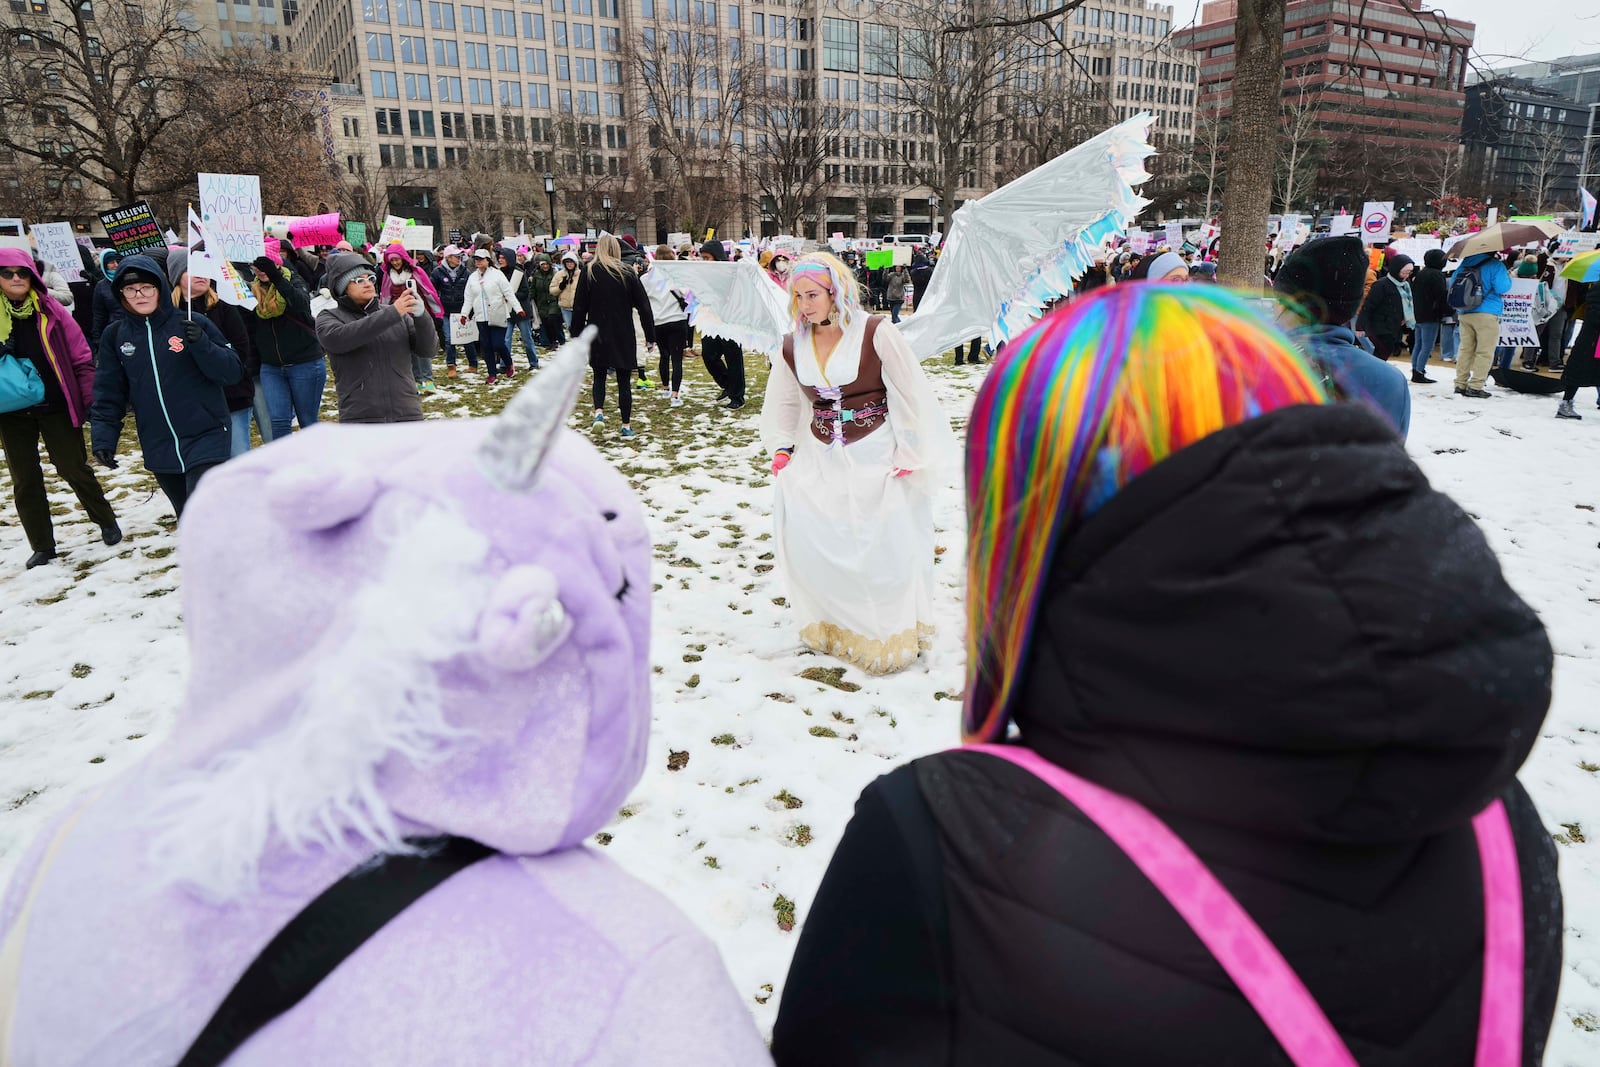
[30,222,82,281]
[667,232,691,249]
[1496,278,1540,348]
[1164,221,1183,249]
[1329,214,1356,237]
[99,201,166,253]
[1554,230,1600,258]
[198,172,265,262]
[1129,231,1153,254]
[1274,214,1302,250]
[1360,202,1394,245]
[344,221,367,248]
[263,214,297,240]
[399,224,433,250]
[891,245,912,266]
[0,218,22,237]
[188,250,258,311]
[377,215,409,247]
[288,212,341,248]
[864,249,894,269]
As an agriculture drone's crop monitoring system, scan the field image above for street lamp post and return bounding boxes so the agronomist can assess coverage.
[603,193,613,232]
[927,194,938,236]
[544,172,557,236]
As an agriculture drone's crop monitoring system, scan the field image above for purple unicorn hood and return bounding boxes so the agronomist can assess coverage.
[144,328,651,892]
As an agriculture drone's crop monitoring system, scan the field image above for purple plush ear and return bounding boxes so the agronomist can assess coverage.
[265,464,381,531]
[475,564,571,671]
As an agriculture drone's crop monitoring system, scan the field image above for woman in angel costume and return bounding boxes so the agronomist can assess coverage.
[761,253,956,674]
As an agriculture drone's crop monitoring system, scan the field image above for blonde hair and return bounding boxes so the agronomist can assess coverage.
[785,251,864,333]
[654,245,677,260]
[173,279,218,312]
[586,233,632,280]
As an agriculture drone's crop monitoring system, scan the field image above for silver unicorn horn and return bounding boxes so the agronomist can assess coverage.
[477,325,596,491]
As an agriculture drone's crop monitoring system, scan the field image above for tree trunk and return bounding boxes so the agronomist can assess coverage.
[1215,0,1285,288]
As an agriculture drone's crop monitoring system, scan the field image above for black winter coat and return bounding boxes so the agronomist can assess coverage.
[90,279,121,351]
[773,404,1562,1067]
[571,264,655,372]
[1357,274,1408,345]
[1563,281,1600,389]
[90,256,242,474]
[1412,266,1452,324]
[431,262,473,315]
[195,295,257,412]
[247,267,323,367]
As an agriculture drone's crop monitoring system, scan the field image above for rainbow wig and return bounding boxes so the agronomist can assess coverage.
[786,252,865,333]
[962,284,1329,743]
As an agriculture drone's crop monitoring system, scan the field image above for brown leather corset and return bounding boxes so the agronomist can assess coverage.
[782,316,888,446]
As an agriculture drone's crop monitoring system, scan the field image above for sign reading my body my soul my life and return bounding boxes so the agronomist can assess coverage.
[198,172,266,263]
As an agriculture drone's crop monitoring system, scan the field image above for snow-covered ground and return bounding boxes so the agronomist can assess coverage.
[1,352,1597,1060]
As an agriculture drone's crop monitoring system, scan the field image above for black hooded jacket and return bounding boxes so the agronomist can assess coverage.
[1413,248,1453,325]
[90,255,242,474]
[772,404,1561,1067]
[1357,255,1415,346]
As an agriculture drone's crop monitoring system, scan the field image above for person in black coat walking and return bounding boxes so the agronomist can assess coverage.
[572,234,655,438]
[697,239,746,408]
[1356,253,1415,364]
[89,247,122,351]
[169,250,260,457]
[1556,280,1599,420]
[90,255,242,517]
[772,285,1562,1067]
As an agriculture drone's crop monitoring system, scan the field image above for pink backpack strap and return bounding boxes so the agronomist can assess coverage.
[964,745,1523,1067]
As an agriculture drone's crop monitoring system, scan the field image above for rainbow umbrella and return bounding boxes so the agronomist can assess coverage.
[1559,249,1600,283]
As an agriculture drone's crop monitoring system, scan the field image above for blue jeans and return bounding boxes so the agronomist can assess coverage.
[229,408,253,458]
[514,314,540,368]
[561,308,573,331]
[1492,345,1516,370]
[480,324,513,377]
[1411,321,1438,375]
[258,359,326,441]
[1439,321,1459,362]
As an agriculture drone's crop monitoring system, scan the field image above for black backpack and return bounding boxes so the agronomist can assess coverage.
[1448,265,1485,312]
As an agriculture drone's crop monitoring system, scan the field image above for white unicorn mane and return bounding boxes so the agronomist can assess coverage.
[146,503,492,902]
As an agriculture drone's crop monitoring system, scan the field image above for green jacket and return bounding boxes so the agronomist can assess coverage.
[531,255,562,319]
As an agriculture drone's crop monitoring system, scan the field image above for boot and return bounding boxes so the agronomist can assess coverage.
[1556,399,1582,420]
[101,523,123,546]
[1411,371,1434,384]
[25,550,55,569]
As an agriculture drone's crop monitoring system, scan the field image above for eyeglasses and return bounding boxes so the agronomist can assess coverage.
[0,267,30,281]
[348,274,377,285]
[122,285,159,298]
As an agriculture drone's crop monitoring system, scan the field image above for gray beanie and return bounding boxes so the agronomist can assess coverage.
[165,248,188,286]
[326,250,377,296]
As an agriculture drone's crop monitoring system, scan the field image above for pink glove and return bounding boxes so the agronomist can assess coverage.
[771,451,792,474]
[890,467,912,478]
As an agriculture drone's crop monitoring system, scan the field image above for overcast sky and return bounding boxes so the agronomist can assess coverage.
[1172,3,1596,67]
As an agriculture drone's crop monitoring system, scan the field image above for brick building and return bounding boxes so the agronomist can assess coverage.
[1173,0,1475,209]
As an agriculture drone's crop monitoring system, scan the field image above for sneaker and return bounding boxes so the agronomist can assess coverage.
[423,380,435,393]
[486,375,498,385]
[25,550,55,569]
[1549,363,1565,373]
[1460,387,1492,398]
[670,395,682,407]
[1556,400,1583,420]
[715,389,728,402]
[1520,361,1536,371]
[726,399,746,411]
[446,365,459,379]
[620,426,635,438]
[593,411,605,424]
[1411,372,1434,384]
[504,368,516,380]
[101,523,123,547]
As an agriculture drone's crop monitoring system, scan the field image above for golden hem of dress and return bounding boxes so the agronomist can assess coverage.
[799,620,935,675]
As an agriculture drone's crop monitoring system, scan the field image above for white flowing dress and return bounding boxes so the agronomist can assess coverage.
[760,315,957,674]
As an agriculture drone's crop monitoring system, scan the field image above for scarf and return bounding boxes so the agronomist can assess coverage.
[0,290,39,344]
[251,266,293,320]
[1394,278,1415,329]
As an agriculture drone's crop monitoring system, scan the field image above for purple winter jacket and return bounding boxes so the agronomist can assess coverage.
[0,246,96,427]
[0,374,773,1065]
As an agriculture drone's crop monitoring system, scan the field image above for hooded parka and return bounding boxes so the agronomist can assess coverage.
[90,255,242,474]
[315,252,435,424]
[773,403,1562,1067]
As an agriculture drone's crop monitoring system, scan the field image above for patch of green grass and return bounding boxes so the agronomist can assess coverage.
[685,673,701,689]
[71,663,92,679]
[683,653,702,662]
[88,756,105,764]
[594,832,614,846]
[1559,822,1585,844]
[711,733,737,746]
[773,789,803,810]
[1573,1012,1599,1033]
[773,894,796,932]
[808,725,838,739]
[785,824,813,847]
[755,983,774,1005]
[22,690,54,701]
[1580,761,1599,773]
[800,666,861,692]
[704,855,720,869]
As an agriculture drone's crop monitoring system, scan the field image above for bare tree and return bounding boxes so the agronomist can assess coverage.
[1522,121,1578,214]
[0,0,294,205]
[1274,73,1325,214]
[627,8,750,239]
[435,113,542,236]
[1189,99,1227,220]
[993,58,1109,187]
[742,77,838,237]
[1415,143,1464,203]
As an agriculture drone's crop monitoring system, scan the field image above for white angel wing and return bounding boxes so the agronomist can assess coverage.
[642,259,792,356]
[898,114,1155,361]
